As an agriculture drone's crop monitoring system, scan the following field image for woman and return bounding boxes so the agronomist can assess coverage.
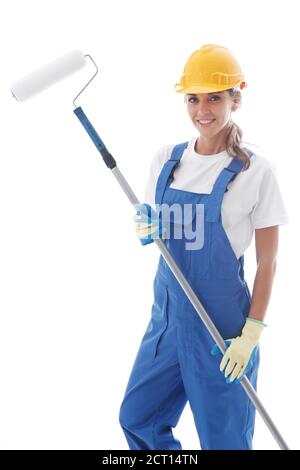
[119,44,289,450]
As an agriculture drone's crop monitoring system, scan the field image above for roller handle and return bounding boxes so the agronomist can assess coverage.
[74,106,116,169]
[74,105,288,450]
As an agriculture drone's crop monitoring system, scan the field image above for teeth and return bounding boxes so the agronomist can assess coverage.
[199,119,214,124]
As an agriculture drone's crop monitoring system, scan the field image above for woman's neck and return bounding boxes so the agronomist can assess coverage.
[195,139,226,155]
[195,125,231,155]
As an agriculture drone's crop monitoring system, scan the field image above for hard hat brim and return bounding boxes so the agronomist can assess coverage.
[175,83,241,94]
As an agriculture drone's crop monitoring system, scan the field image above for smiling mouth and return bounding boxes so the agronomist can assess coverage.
[197,119,216,126]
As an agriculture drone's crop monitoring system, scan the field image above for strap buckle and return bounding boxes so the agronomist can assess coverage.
[166,159,180,182]
[224,167,238,174]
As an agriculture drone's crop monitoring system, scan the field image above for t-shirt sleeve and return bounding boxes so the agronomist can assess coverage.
[143,159,157,208]
[250,163,290,229]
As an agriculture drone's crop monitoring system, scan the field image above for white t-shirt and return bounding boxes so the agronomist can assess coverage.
[144,136,290,259]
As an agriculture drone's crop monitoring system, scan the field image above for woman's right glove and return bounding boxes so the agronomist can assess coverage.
[133,203,167,246]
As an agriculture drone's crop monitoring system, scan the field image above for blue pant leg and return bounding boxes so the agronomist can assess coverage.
[177,309,260,450]
[119,278,187,450]
[187,366,259,450]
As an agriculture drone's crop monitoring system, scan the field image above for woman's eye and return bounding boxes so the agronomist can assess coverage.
[188,95,220,103]
[210,95,221,101]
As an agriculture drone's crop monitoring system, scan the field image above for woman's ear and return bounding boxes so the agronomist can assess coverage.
[231,91,241,112]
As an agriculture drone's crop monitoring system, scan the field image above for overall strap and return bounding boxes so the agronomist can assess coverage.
[205,147,254,223]
[155,141,189,205]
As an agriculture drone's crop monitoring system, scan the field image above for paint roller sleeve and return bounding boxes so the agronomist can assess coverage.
[11,50,86,102]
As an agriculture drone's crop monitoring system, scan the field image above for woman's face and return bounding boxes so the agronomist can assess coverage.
[185,91,238,137]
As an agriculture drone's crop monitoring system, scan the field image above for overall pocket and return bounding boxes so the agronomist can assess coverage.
[142,277,169,361]
[189,220,211,280]
[167,204,210,280]
[210,222,242,279]
[199,293,246,340]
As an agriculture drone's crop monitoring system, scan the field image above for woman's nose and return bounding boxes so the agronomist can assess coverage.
[192,99,209,115]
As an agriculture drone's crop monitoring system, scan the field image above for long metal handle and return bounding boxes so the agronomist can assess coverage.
[74,106,289,450]
[154,237,289,450]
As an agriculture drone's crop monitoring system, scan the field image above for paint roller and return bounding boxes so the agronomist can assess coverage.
[11,50,115,169]
[11,51,289,450]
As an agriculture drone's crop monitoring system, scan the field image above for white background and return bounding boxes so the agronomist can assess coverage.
[0,0,298,450]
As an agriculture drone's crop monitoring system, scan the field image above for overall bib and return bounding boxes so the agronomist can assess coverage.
[119,142,259,450]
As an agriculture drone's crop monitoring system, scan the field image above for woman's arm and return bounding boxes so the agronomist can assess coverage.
[247,225,279,323]
[212,225,279,383]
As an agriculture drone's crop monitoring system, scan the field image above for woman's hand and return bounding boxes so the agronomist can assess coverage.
[134,203,166,246]
[211,318,266,383]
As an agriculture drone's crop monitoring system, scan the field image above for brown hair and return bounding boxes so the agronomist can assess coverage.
[224,88,250,171]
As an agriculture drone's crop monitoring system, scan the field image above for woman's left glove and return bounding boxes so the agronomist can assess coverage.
[211,318,267,384]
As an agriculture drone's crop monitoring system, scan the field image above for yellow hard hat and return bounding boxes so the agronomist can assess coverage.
[175,44,247,94]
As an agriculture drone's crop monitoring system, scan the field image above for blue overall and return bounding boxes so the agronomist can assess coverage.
[119,142,260,450]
